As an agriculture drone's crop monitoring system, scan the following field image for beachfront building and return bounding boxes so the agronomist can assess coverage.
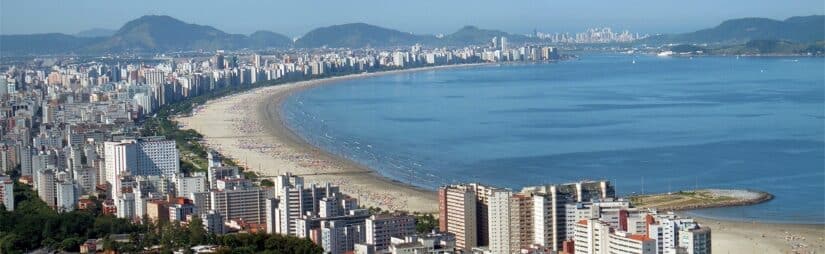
[677,226,711,254]
[438,183,503,251]
[521,180,615,251]
[647,215,711,254]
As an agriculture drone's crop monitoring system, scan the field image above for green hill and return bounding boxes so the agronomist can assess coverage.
[645,15,824,44]
[442,25,534,45]
[295,23,436,48]
[0,33,103,55]
[89,15,249,52]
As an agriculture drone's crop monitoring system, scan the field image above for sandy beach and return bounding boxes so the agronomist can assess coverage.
[177,64,824,253]
[177,64,487,213]
[691,217,824,254]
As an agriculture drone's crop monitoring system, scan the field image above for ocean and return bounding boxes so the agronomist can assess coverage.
[280,54,825,224]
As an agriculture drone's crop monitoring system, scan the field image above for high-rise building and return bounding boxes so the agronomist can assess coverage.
[146,200,169,223]
[207,166,238,189]
[321,220,365,254]
[521,180,615,251]
[210,186,271,224]
[0,176,13,211]
[174,173,207,197]
[439,183,497,251]
[365,214,416,251]
[678,225,711,254]
[500,37,508,52]
[273,173,340,235]
[55,180,76,212]
[202,210,225,234]
[37,169,56,207]
[104,137,179,196]
[116,192,136,219]
[488,189,513,254]
[170,198,197,222]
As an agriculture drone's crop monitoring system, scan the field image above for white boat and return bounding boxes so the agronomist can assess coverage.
[657,51,674,57]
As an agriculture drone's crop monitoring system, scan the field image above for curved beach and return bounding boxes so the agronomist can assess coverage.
[177,64,825,253]
[178,64,486,213]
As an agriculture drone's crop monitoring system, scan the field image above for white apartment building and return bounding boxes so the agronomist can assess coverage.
[116,192,136,219]
[365,214,416,251]
[0,176,13,211]
[104,137,179,196]
[55,180,76,212]
[210,187,271,224]
[37,169,56,207]
[608,231,657,254]
[488,189,513,254]
[273,173,340,235]
[174,173,207,197]
[201,209,225,234]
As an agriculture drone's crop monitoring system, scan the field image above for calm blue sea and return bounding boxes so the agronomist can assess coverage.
[281,54,825,224]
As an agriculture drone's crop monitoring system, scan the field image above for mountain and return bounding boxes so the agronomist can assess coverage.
[89,15,248,52]
[75,28,116,38]
[442,25,533,45]
[295,23,436,48]
[0,33,103,55]
[645,15,825,44]
[247,30,293,48]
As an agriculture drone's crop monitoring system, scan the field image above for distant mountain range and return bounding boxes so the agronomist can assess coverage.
[1,15,293,55]
[644,15,824,44]
[1,14,823,56]
[0,15,532,56]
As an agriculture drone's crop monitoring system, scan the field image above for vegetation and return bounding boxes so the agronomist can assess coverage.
[644,15,824,44]
[0,183,143,253]
[413,213,438,234]
[0,182,322,253]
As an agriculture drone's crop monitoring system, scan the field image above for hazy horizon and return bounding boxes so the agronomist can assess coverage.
[1,0,823,37]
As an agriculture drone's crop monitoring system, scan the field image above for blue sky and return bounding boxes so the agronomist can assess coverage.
[1,0,822,37]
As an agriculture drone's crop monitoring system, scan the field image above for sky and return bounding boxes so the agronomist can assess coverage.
[1,0,823,37]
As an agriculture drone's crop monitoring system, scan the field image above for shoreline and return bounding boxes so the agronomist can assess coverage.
[176,62,825,253]
[178,64,490,213]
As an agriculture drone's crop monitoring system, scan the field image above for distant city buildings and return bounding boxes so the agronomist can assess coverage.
[536,27,648,44]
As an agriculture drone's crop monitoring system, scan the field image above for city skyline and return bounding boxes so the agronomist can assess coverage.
[1,0,823,37]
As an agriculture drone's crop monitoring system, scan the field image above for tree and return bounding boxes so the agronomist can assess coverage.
[188,217,207,245]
